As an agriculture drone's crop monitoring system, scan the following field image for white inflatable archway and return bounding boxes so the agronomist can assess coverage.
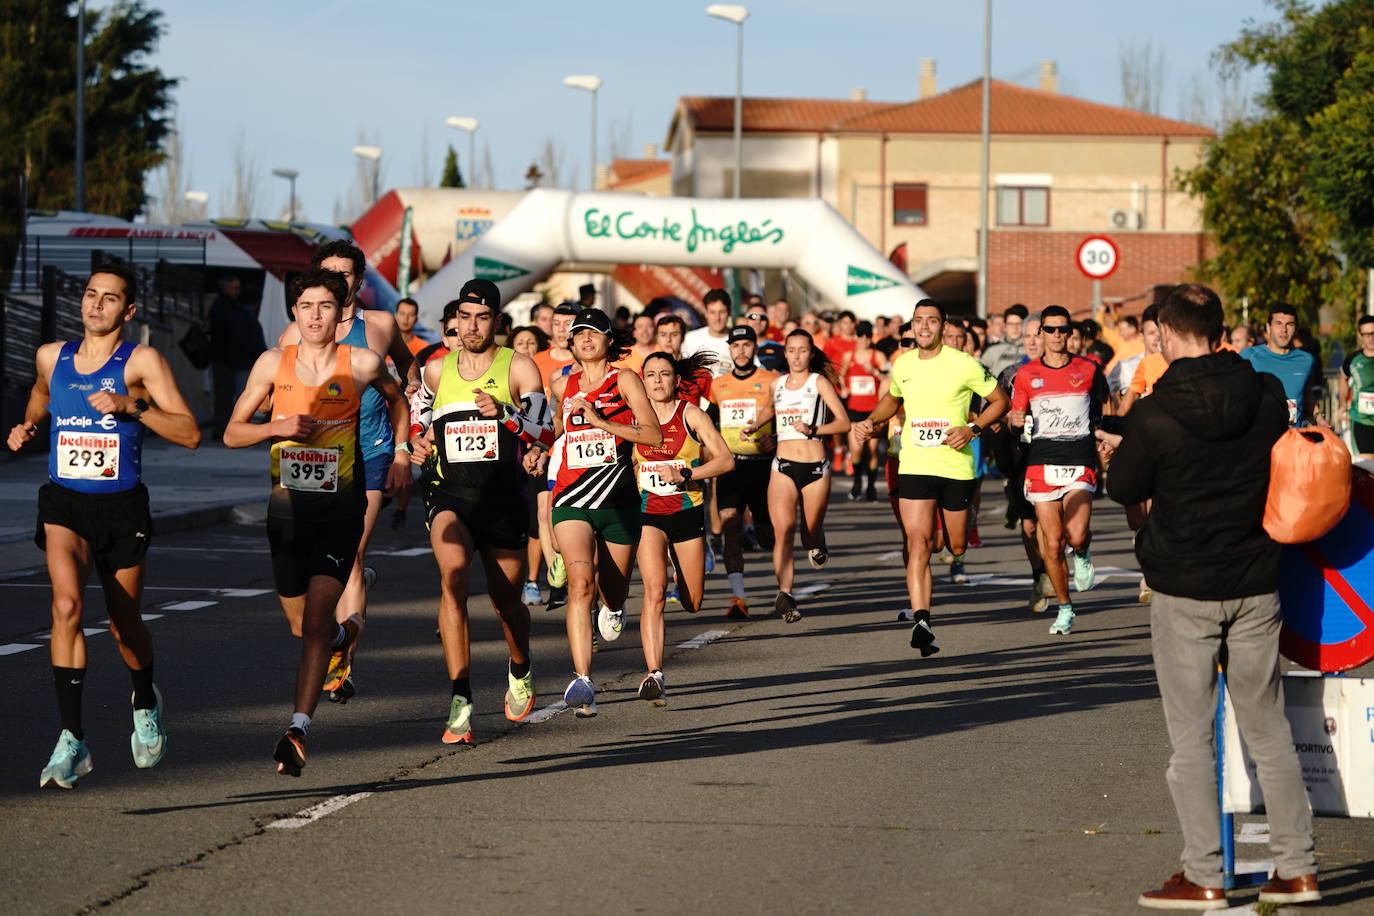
[412,190,925,326]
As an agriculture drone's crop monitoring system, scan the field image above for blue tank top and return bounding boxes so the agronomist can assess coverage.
[340,310,393,459]
[47,340,144,493]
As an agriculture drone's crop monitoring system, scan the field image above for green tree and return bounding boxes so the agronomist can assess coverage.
[439,144,465,188]
[0,1,176,279]
[1182,0,1374,330]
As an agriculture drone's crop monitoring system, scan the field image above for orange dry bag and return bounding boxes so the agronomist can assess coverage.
[1263,426,1351,544]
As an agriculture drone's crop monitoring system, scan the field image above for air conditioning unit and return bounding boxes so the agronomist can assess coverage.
[1110,208,1144,230]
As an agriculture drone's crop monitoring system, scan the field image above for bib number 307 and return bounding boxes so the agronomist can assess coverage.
[280,446,339,492]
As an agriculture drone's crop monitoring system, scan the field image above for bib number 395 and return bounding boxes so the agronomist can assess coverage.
[280,446,339,492]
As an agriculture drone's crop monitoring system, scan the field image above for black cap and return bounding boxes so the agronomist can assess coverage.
[579,283,596,298]
[553,302,581,316]
[570,308,612,335]
[457,278,501,310]
[728,325,757,344]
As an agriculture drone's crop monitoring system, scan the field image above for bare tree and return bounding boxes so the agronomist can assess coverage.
[1177,62,1253,130]
[606,115,634,161]
[149,114,202,222]
[220,131,261,219]
[1120,37,1166,114]
[536,136,566,189]
[479,140,495,190]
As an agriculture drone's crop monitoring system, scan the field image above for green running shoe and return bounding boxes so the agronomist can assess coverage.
[442,695,474,745]
[547,553,567,588]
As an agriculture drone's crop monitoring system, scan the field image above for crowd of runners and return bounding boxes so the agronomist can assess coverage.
[7,247,1351,787]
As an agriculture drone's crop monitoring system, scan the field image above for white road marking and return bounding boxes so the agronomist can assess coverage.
[965,574,1034,586]
[793,582,830,597]
[160,600,218,611]
[527,702,568,724]
[370,547,432,557]
[33,627,105,641]
[876,550,903,562]
[1238,822,1270,843]
[214,588,272,597]
[265,792,374,829]
[0,644,42,656]
[676,629,730,650]
[1233,859,1274,876]
[1091,566,1143,587]
[141,614,162,622]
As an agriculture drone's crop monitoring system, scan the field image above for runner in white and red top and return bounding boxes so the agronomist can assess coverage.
[839,321,888,502]
[1008,305,1110,637]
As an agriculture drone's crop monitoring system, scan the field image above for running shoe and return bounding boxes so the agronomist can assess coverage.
[1071,549,1095,593]
[39,729,92,789]
[327,675,355,704]
[709,533,723,559]
[1138,580,1154,605]
[563,675,598,718]
[775,591,802,623]
[808,545,829,570]
[1049,605,1076,635]
[442,695,474,744]
[665,584,681,606]
[505,664,536,722]
[548,553,567,588]
[864,485,878,502]
[727,597,749,619]
[949,558,969,585]
[547,584,567,611]
[1029,573,1053,614]
[936,549,954,565]
[909,610,940,657]
[521,580,542,606]
[322,644,353,693]
[967,526,983,548]
[848,486,862,502]
[389,508,406,530]
[744,526,761,551]
[273,727,306,777]
[896,609,914,621]
[638,671,667,707]
[130,685,167,769]
[363,566,377,591]
[705,538,716,573]
[597,604,625,642]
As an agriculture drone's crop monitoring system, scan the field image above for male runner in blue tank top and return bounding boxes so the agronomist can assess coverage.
[8,262,202,789]
[278,240,414,702]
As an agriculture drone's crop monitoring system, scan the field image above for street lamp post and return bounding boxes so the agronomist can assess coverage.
[75,0,86,211]
[706,4,749,199]
[271,168,299,221]
[352,145,382,204]
[976,0,992,320]
[184,190,209,220]
[563,76,602,191]
[444,117,479,189]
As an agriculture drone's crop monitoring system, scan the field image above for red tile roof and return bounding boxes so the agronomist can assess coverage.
[676,80,1213,138]
[606,158,670,189]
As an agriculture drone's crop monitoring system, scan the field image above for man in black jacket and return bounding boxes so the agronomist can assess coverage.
[1097,284,1319,910]
[208,275,266,440]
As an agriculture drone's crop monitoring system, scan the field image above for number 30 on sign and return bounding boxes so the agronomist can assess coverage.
[1076,236,1119,280]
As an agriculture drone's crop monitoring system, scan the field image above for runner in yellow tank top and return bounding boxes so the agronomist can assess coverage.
[225,268,410,777]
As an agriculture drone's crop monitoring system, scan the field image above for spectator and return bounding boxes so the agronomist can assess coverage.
[981,305,1028,379]
[986,312,1005,345]
[1099,283,1318,910]
[208,274,266,440]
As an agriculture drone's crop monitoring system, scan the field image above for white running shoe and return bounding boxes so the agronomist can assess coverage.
[563,675,598,717]
[597,604,625,642]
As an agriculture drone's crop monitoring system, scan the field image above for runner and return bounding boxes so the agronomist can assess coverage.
[224,268,410,776]
[853,300,1007,656]
[840,321,888,502]
[633,351,734,705]
[682,289,734,375]
[8,263,201,789]
[740,305,786,372]
[1008,305,1110,636]
[1240,304,1318,427]
[615,312,658,375]
[407,280,553,743]
[767,329,850,623]
[709,325,779,617]
[536,309,661,716]
[389,297,429,531]
[1119,304,1165,414]
[1342,315,1374,460]
[278,239,414,703]
[533,303,580,609]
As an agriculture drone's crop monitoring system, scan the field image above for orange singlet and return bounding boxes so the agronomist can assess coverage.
[269,344,365,521]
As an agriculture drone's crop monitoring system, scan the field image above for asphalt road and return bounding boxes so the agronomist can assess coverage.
[1,481,1371,914]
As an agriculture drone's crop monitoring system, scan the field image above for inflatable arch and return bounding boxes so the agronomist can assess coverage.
[411,190,925,327]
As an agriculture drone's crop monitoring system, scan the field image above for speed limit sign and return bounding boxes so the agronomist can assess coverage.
[1076,236,1119,279]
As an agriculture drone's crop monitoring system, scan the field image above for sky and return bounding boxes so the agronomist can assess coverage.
[137,0,1279,225]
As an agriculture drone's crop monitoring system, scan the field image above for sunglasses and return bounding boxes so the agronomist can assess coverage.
[745,313,768,321]
[1041,325,1071,335]
[444,329,460,337]
[900,337,916,348]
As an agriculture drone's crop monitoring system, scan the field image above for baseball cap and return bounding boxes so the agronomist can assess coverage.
[457,278,501,310]
[727,325,757,344]
[553,302,580,316]
[570,308,612,335]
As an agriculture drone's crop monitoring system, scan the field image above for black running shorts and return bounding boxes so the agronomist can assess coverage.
[898,474,976,512]
[266,515,363,598]
[716,456,771,513]
[641,505,706,544]
[36,482,152,575]
[424,486,530,552]
[1355,423,1374,456]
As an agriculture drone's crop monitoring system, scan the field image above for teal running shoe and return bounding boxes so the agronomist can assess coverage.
[1071,549,1096,593]
[1049,605,1076,635]
[131,685,167,769]
[40,729,92,789]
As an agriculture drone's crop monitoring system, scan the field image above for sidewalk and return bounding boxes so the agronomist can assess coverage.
[0,437,268,575]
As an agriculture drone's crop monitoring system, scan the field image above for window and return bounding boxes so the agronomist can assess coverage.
[892,183,928,225]
[996,186,1050,227]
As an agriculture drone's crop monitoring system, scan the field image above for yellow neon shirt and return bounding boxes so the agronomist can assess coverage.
[887,346,997,480]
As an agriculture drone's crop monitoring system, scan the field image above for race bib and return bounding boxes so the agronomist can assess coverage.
[720,398,757,431]
[566,427,617,469]
[849,375,876,397]
[443,418,500,463]
[279,446,339,492]
[1360,392,1374,415]
[1286,399,1298,426]
[638,460,686,496]
[909,418,950,447]
[1044,464,1084,487]
[56,431,120,481]
[776,405,808,438]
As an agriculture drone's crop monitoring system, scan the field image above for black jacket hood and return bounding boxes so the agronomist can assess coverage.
[1151,351,1267,442]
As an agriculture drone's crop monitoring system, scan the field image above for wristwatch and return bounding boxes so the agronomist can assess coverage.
[131,398,150,421]
[680,467,694,482]
[968,423,983,438]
